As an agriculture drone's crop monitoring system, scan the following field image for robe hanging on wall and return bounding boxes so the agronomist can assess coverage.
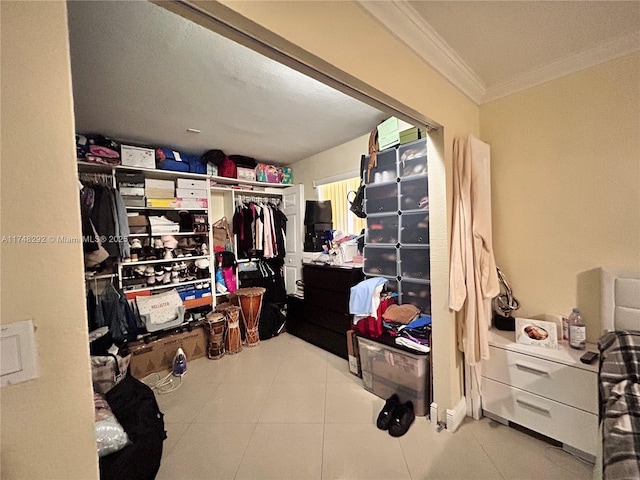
[449,135,500,376]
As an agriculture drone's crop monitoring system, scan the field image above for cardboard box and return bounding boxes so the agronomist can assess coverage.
[346,330,361,377]
[119,186,145,197]
[175,197,208,209]
[121,145,156,169]
[146,198,178,208]
[177,178,208,190]
[176,188,208,198]
[122,195,146,208]
[128,326,207,379]
[127,214,148,234]
[145,179,175,199]
[237,166,257,182]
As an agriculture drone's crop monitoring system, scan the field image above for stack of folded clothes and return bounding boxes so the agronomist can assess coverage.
[382,305,432,353]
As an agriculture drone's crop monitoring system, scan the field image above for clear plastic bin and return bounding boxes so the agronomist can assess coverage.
[399,139,428,178]
[366,148,397,185]
[365,183,398,214]
[400,211,429,245]
[399,246,430,280]
[363,246,398,277]
[357,336,430,416]
[399,176,428,211]
[366,214,399,245]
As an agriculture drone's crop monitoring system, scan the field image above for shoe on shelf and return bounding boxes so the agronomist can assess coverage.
[200,243,209,255]
[388,401,415,438]
[376,394,400,430]
[164,248,174,260]
[130,238,142,249]
[153,238,164,249]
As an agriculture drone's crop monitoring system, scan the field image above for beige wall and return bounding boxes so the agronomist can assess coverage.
[291,133,370,201]
[204,0,482,418]
[481,53,640,342]
[1,2,99,478]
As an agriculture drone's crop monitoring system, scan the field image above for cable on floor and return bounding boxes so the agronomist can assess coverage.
[143,371,184,394]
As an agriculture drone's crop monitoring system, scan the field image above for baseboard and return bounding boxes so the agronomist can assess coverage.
[446,396,467,432]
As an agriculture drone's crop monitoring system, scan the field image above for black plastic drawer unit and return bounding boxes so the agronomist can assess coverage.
[363,246,398,277]
[399,246,430,281]
[365,183,399,214]
[399,139,428,179]
[400,211,429,245]
[399,176,428,212]
[400,279,431,314]
[366,149,397,185]
[366,214,399,245]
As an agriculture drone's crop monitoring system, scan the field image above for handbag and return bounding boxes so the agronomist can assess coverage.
[212,217,233,252]
[348,182,366,218]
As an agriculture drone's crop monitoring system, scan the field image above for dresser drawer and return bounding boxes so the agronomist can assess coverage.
[482,377,598,456]
[484,345,597,414]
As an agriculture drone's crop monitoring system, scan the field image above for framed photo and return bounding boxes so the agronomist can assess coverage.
[515,318,558,349]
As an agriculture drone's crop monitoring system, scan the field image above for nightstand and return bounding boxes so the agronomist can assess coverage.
[481,329,598,461]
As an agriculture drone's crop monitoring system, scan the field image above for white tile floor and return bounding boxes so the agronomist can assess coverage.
[154,332,593,480]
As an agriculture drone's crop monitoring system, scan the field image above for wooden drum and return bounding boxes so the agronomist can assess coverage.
[224,306,243,355]
[203,312,226,360]
[235,287,266,347]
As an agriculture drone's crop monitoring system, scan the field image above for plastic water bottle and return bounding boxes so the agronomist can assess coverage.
[568,308,586,350]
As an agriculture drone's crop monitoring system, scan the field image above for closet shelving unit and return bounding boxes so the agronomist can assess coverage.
[78,161,290,311]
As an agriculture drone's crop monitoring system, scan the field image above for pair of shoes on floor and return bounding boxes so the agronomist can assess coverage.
[376,394,415,437]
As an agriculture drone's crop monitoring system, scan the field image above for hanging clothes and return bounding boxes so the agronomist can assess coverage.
[449,135,499,378]
[232,200,287,260]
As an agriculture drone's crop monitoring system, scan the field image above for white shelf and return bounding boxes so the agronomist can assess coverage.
[120,255,208,266]
[123,279,211,294]
[129,232,208,238]
[126,206,207,211]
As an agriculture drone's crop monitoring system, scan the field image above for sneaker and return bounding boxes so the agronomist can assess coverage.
[130,238,142,249]
[388,401,415,437]
[164,248,174,260]
[200,243,209,255]
[376,394,400,430]
[153,238,164,249]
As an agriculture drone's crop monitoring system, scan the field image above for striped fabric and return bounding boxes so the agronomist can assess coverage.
[598,331,640,480]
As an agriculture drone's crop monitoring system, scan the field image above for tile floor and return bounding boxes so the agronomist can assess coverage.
[154,332,594,479]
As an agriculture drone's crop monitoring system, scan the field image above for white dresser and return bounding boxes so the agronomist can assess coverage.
[481,329,598,460]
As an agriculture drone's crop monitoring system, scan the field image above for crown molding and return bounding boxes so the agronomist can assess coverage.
[483,31,640,104]
[358,1,640,106]
[357,0,486,105]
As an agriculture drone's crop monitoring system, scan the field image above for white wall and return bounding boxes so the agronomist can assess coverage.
[1,1,99,478]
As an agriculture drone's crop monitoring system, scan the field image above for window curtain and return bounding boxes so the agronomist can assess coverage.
[318,177,366,235]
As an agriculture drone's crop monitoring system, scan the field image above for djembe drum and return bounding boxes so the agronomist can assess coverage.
[203,312,226,360]
[235,287,266,347]
[224,306,243,355]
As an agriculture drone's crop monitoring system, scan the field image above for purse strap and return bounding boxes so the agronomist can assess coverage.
[366,127,379,183]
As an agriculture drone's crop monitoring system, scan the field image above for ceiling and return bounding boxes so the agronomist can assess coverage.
[67,1,640,165]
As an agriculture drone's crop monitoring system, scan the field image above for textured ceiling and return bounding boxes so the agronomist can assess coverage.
[408,1,640,88]
[67,1,387,165]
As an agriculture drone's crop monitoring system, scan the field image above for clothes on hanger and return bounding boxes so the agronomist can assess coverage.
[232,200,287,260]
[87,285,139,342]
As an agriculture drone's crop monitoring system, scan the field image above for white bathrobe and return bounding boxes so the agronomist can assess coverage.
[449,135,500,372]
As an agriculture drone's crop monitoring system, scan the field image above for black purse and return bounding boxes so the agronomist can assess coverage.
[348,182,366,218]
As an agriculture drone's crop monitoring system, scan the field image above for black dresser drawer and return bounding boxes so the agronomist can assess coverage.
[305,288,350,314]
[305,304,352,335]
[303,265,364,293]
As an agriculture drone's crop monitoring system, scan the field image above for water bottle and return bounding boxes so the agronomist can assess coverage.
[568,308,586,350]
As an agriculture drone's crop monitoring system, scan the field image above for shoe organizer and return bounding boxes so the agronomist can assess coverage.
[358,336,430,416]
[399,247,430,281]
[366,148,398,185]
[399,176,429,212]
[366,214,399,245]
[399,139,428,178]
[400,279,431,314]
[400,212,429,245]
[363,246,398,277]
[365,183,399,214]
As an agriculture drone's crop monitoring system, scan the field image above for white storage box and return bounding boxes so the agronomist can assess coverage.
[357,336,430,416]
[176,188,208,198]
[175,198,208,209]
[121,145,155,169]
[237,166,256,181]
[145,178,174,199]
[177,178,208,190]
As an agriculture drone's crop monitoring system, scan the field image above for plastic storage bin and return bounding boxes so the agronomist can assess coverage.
[363,246,398,277]
[399,246,430,280]
[399,139,428,178]
[400,211,429,245]
[365,183,398,214]
[400,279,431,314]
[357,336,430,416]
[399,176,428,211]
[366,148,397,185]
[366,214,399,245]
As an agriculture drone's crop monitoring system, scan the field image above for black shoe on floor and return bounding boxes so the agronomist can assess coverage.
[376,394,400,430]
[388,401,415,437]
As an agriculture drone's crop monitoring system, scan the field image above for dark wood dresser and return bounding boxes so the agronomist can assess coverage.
[286,263,364,358]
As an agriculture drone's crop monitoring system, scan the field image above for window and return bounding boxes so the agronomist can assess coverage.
[317,177,366,236]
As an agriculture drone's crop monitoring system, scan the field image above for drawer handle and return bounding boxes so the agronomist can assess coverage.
[515,362,549,376]
[516,398,551,414]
